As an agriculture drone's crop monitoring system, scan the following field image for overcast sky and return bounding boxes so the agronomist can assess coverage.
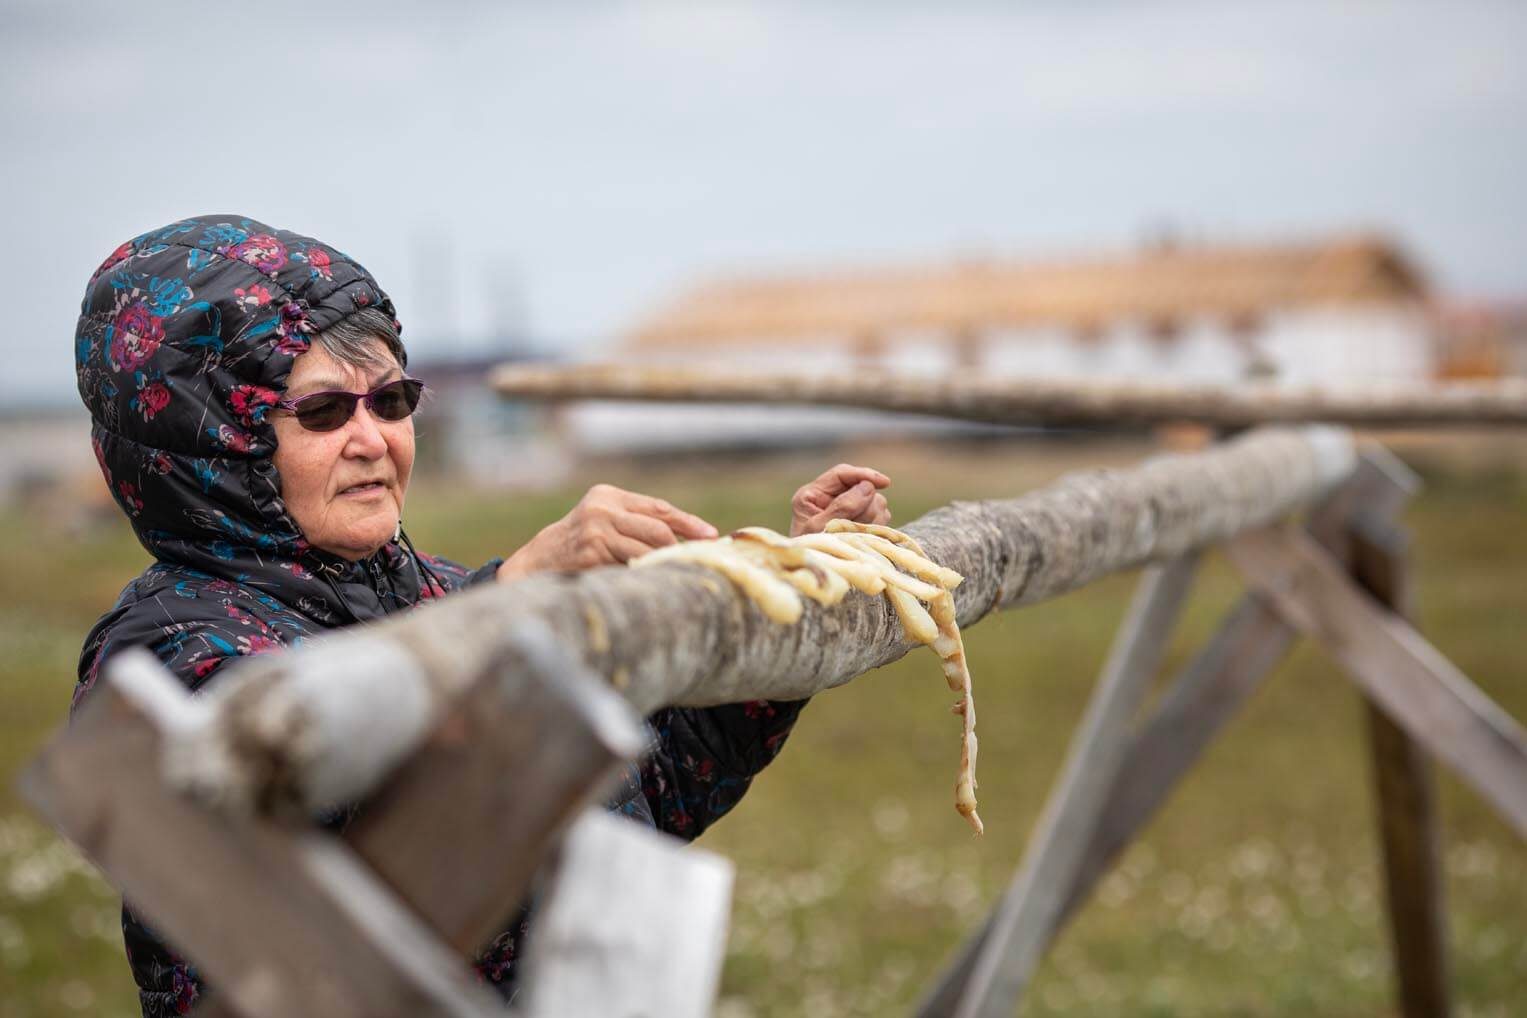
[3,0,1524,404]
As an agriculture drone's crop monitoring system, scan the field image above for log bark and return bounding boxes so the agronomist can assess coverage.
[129,427,1357,815]
[490,362,1527,428]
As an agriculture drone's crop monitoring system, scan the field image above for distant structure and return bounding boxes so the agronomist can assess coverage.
[1433,301,1527,380]
[410,351,570,489]
[624,233,1435,385]
[563,234,1440,453]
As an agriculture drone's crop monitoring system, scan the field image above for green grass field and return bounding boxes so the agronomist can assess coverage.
[2,437,1524,1017]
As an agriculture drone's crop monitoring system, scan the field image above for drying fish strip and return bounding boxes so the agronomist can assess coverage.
[633,524,983,834]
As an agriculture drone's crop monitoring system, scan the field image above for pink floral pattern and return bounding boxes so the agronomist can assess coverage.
[233,283,272,311]
[107,298,166,373]
[228,385,279,428]
[133,381,171,421]
[222,233,288,274]
[307,247,333,280]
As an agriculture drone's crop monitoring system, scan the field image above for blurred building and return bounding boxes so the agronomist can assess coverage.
[409,352,571,488]
[1432,301,1527,379]
[566,234,1439,453]
[626,233,1434,384]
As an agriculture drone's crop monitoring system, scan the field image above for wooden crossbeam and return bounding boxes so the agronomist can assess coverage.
[491,362,1527,428]
[1228,527,1527,837]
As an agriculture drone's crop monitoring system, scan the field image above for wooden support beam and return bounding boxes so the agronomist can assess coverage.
[18,654,505,1018]
[1228,527,1527,838]
[1054,447,1420,931]
[519,811,734,1018]
[1350,517,1452,1018]
[1058,595,1294,926]
[916,597,1293,1018]
[342,624,647,955]
[919,553,1201,1018]
[491,362,1527,428]
[917,449,1418,1014]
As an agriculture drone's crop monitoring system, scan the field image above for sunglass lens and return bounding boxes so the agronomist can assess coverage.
[295,394,355,432]
[370,379,423,421]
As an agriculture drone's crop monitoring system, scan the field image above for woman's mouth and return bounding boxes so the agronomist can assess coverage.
[338,481,387,497]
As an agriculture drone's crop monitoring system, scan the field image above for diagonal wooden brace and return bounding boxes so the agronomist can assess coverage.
[1055,445,1422,931]
[20,620,647,1017]
[19,653,505,1018]
[342,624,648,955]
[1227,526,1527,838]
[923,553,1202,1018]
[915,448,1421,1017]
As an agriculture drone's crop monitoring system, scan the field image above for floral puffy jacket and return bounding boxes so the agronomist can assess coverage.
[73,216,807,1016]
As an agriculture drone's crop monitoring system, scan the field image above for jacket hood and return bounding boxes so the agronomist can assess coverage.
[75,214,418,622]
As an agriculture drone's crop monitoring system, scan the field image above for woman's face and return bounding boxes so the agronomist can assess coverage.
[271,339,415,561]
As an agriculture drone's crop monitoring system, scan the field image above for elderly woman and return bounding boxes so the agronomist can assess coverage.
[74,215,892,1016]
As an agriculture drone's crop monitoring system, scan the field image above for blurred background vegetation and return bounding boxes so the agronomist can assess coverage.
[3,433,1524,1017]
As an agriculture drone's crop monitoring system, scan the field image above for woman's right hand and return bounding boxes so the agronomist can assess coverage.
[496,484,719,581]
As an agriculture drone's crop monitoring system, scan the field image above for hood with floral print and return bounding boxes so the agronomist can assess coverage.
[76,215,415,623]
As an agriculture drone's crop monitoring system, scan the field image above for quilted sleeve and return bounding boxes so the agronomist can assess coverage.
[639,698,810,841]
[74,570,306,716]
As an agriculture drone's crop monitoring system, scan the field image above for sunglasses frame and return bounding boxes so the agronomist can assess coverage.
[275,377,427,433]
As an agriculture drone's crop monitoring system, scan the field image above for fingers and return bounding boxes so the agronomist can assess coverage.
[852,492,892,525]
[798,480,875,535]
[791,463,892,535]
[829,479,878,516]
[603,534,658,564]
[611,508,680,549]
[628,492,719,540]
[811,463,892,498]
[806,467,891,506]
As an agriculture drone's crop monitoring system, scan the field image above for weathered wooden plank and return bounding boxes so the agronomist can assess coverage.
[17,653,505,1018]
[1350,518,1452,1018]
[491,362,1527,428]
[1228,526,1527,837]
[137,427,1355,817]
[343,628,646,955]
[923,554,1201,1018]
[518,810,734,1018]
[1058,595,1294,926]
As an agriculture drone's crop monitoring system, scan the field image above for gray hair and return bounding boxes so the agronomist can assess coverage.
[313,307,406,370]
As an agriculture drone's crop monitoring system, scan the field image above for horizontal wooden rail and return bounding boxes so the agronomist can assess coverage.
[127,427,1356,816]
[490,362,1527,428]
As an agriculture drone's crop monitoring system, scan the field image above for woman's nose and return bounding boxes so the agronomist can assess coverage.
[342,402,389,457]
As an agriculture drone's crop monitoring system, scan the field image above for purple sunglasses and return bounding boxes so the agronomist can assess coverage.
[276,377,426,433]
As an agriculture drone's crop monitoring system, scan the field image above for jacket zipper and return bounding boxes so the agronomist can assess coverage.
[367,556,394,611]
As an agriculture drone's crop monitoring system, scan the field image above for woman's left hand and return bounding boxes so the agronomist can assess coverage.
[789,464,892,537]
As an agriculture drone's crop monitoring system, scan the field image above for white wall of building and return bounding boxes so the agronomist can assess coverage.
[572,304,1437,451]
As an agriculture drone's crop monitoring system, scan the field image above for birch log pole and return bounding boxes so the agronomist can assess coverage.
[138,426,1356,816]
[490,362,1527,428]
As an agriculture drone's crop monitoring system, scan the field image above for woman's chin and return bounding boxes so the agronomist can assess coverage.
[318,512,400,561]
